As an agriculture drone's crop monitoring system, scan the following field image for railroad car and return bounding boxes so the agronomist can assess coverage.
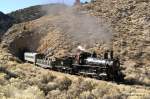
[24,52,44,64]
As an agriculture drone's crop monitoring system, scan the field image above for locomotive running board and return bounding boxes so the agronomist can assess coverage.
[79,72,97,76]
[72,64,107,69]
[36,63,52,69]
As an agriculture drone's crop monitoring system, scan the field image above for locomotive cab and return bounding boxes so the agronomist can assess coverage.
[77,52,91,65]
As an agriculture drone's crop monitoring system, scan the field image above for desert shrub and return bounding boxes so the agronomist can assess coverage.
[103,93,127,99]
[21,86,45,99]
[37,82,58,95]
[143,77,150,86]
[46,89,61,99]
[46,90,79,99]
[47,82,58,91]
[24,71,56,86]
[15,70,57,95]
[0,84,45,99]
[91,82,122,98]
[0,73,8,85]
[78,80,96,92]
[41,72,56,84]
[66,78,97,98]
[103,95,120,99]
[91,87,108,98]
[26,72,57,95]
[47,91,76,99]
[79,91,96,99]
[0,84,17,97]
[55,76,72,91]
[59,92,77,99]
[25,77,41,86]
[9,78,28,90]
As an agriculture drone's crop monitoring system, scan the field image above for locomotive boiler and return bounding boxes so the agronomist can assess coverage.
[69,49,123,81]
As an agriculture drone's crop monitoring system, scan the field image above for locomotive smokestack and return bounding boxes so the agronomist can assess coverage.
[74,0,81,5]
[104,50,114,59]
[110,50,113,59]
[104,50,108,59]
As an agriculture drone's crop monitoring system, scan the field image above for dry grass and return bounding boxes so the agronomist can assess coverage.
[0,85,45,99]
[0,61,149,99]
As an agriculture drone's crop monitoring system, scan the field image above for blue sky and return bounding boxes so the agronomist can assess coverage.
[0,0,91,14]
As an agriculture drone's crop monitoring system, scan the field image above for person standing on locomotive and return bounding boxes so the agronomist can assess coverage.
[75,46,95,65]
[75,46,86,64]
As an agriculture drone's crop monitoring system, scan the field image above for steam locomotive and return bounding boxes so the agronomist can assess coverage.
[24,48,124,81]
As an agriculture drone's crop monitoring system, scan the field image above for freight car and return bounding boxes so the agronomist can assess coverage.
[24,50,124,81]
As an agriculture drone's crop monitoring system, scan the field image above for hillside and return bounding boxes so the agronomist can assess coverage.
[8,4,67,23]
[0,5,45,38]
[8,5,46,23]
[0,12,13,37]
[1,15,72,60]
[82,0,150,85]
[1,5,113,59]
[0,4,66,39]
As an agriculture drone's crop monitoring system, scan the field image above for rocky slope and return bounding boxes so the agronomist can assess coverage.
[0,4,67,39]
[0,5,44,38]
[8,4,67,23]
[1,15,72,59]
[82,0,150,85]
[8,5,46,23]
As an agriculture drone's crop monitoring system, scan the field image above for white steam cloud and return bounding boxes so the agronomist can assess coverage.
[42,4,113,47]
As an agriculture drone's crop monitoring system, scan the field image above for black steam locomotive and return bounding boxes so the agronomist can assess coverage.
[24,50,124,81]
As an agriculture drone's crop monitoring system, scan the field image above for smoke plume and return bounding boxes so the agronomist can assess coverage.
[41,4,113,48]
